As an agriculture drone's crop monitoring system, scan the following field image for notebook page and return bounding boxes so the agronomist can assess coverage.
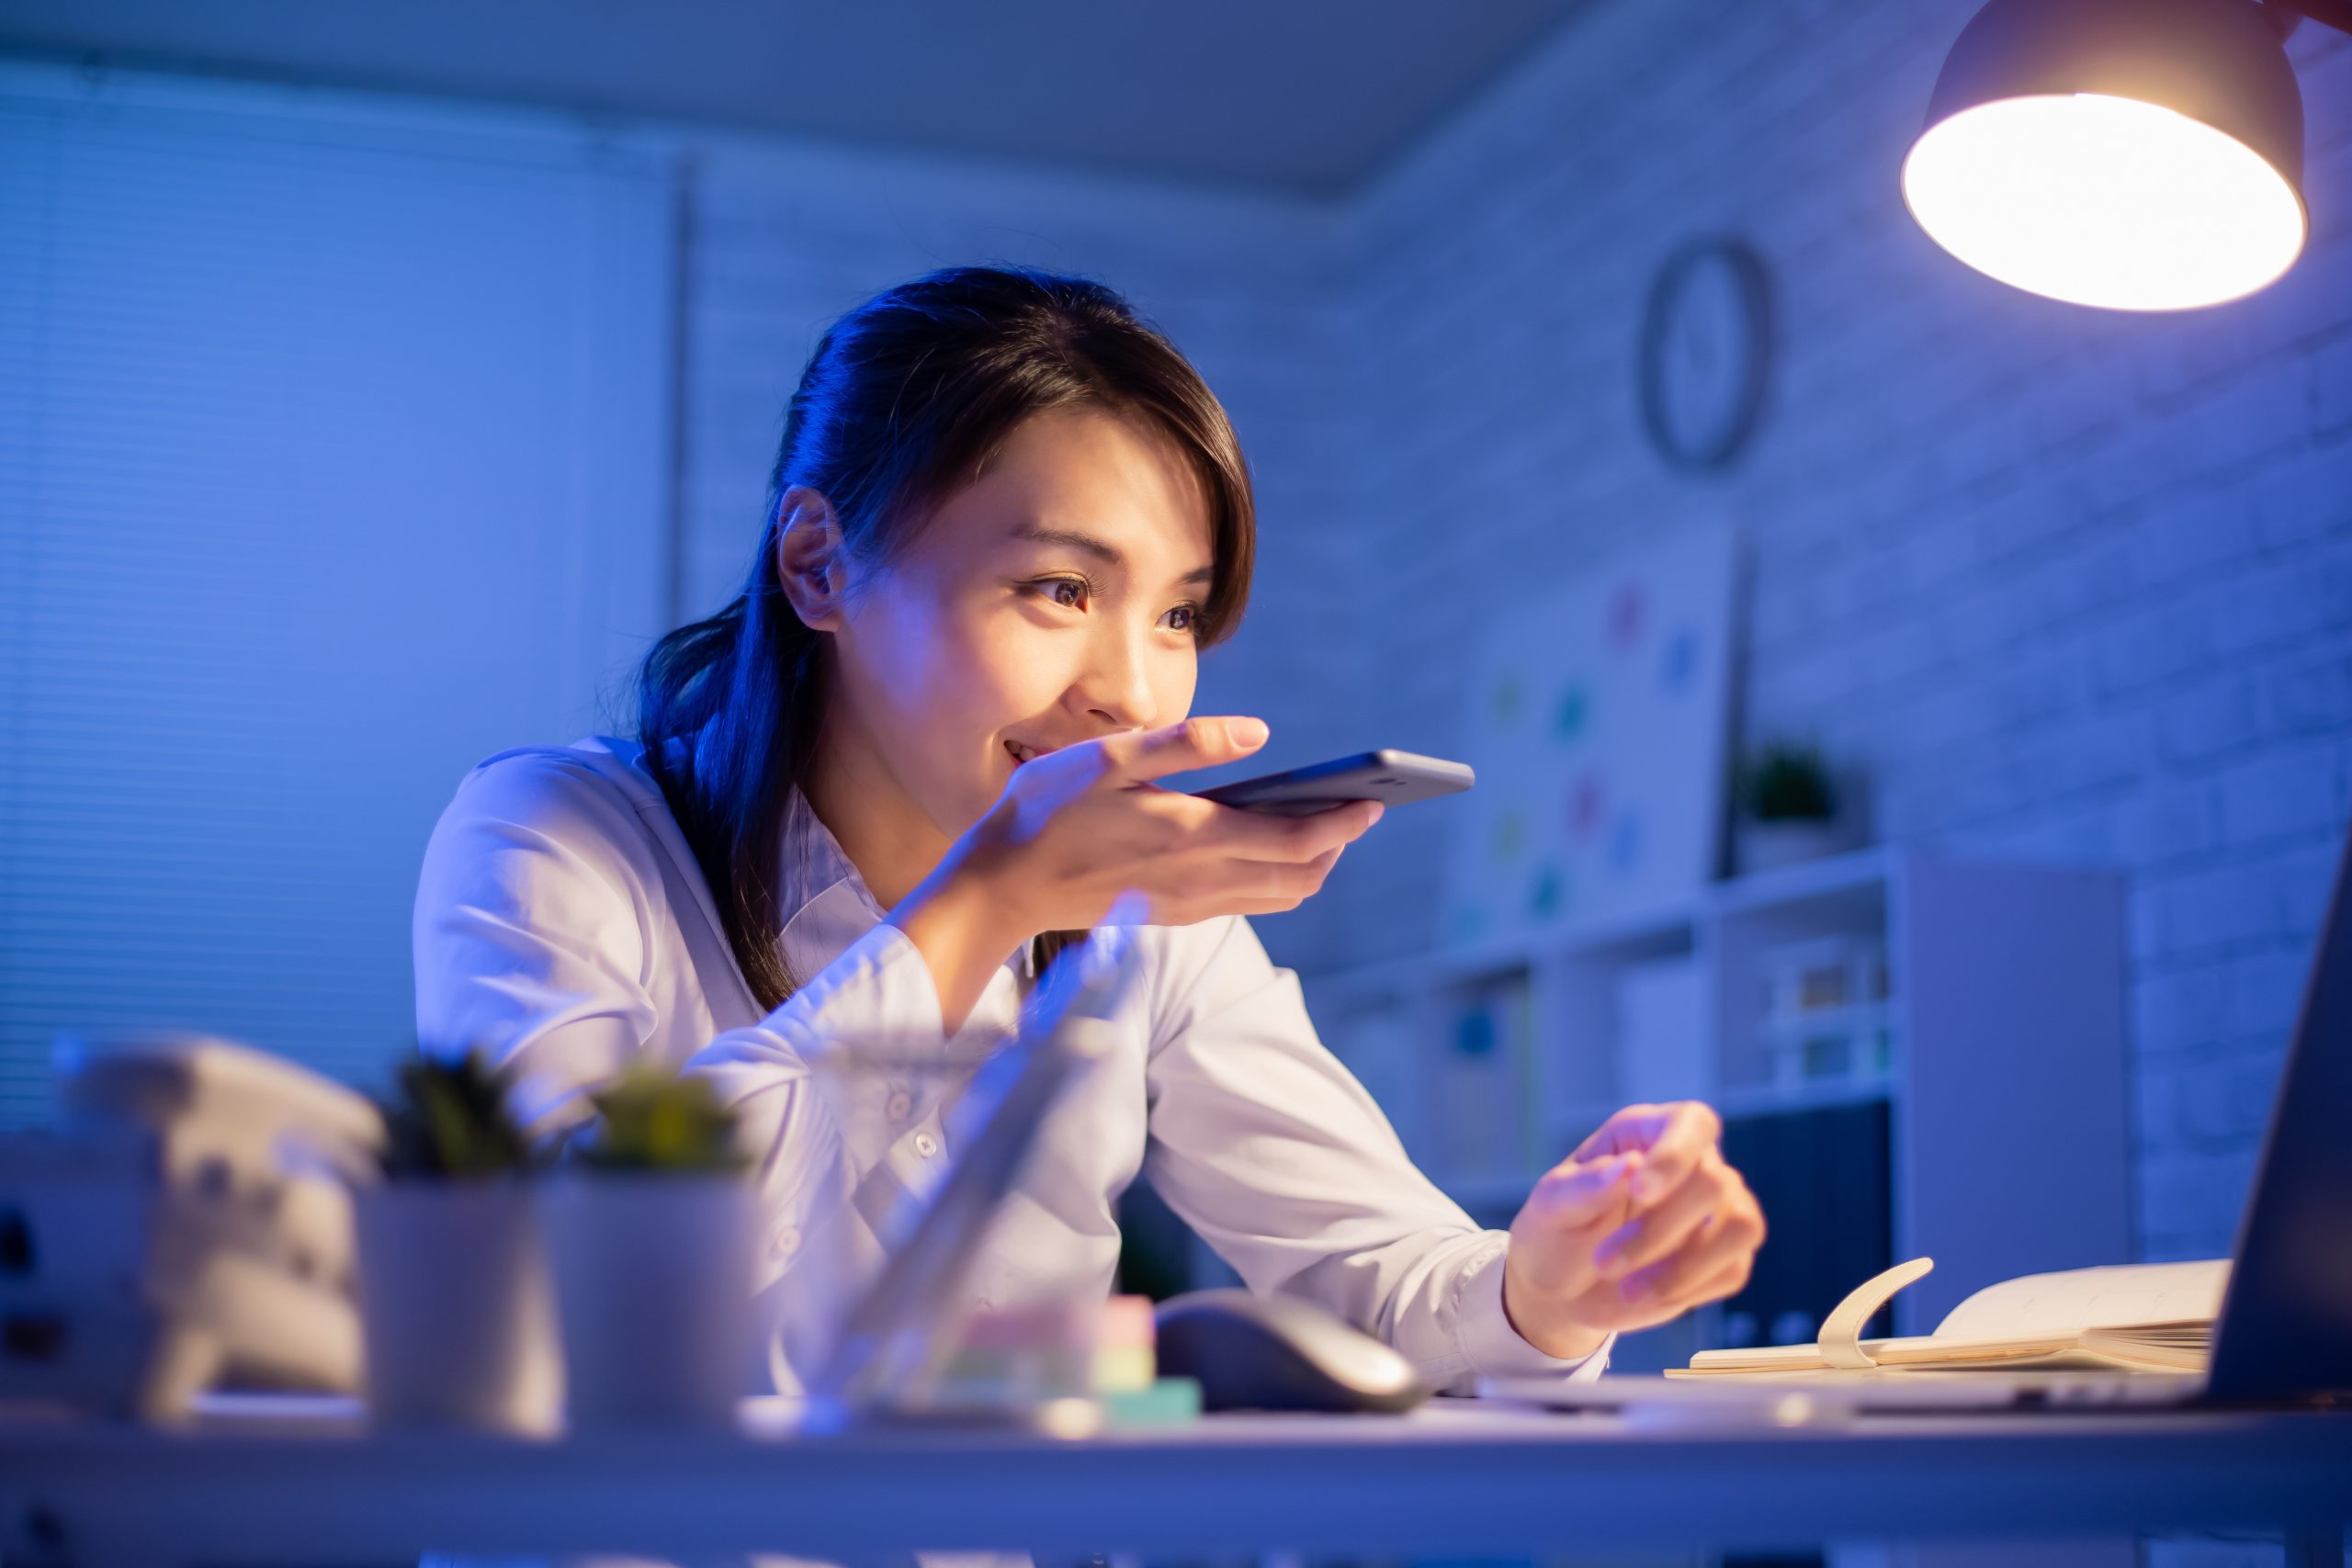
[1934,1260,2230,1342]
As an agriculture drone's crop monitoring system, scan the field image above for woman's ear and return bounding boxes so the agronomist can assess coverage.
[775,487,849,631]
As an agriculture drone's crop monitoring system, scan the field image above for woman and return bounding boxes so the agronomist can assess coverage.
[413,265,1764,1393]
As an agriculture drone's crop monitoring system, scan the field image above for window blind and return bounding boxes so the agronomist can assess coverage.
[0,72,677,1122]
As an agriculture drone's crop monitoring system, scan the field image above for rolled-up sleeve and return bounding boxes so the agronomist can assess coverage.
[1142,915,1611,1393]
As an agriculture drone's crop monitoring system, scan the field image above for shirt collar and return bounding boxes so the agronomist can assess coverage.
[776,779,1040,984]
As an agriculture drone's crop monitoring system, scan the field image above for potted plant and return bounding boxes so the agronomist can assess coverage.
[1734,740,1860,874]
[539,1063,761,1428]
[352,1051,561,1436]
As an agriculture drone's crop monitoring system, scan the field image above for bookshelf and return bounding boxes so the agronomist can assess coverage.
[1300,847,2132,1373]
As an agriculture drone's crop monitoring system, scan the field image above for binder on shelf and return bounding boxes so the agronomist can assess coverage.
[1713,1100,1892,1351]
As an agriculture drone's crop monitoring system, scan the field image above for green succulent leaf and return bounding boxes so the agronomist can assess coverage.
[1738,740,1837,822]
[582,1063,749,1174]
[380,1049,534,1179]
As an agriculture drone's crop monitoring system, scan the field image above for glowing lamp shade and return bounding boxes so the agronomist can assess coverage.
[1905,93,2305,310]
[1903,0,2309,310]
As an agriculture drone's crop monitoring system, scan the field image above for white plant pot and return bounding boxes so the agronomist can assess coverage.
[1737,818,1856,875]
[540,1171,760,1428]
[352,1179,562,1437]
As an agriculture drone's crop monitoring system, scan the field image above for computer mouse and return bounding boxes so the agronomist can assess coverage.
[1153,1289,1433,1413]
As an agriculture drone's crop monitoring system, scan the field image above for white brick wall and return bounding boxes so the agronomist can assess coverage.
[674,0,2350,1261]
[1339,0,2352,1262]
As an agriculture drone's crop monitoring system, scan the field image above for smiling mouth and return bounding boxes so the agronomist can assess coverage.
[1003,739,1039,767]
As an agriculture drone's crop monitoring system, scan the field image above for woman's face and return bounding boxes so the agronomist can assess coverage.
[818,406,1216,843]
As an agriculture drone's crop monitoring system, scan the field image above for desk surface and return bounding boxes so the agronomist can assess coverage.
[4,1396,2348,1564]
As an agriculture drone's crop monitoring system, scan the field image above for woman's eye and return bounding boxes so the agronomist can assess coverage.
[1026,576,1091,610]
[1033,578,1199,637]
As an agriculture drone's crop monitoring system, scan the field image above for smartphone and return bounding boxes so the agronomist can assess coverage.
[1189,749,1475,817]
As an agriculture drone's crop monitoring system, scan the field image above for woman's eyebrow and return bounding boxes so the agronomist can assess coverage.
[1011,523,1214,587]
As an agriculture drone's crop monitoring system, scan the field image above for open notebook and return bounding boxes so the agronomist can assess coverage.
[1671,1257,2230,1378]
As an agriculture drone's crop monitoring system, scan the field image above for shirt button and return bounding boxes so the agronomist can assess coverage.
[772,1225,801,1259]
[912,1132,939,1158]
[886,1089,912,1120]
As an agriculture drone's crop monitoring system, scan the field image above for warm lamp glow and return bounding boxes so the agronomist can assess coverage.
[1902,92,2306,311]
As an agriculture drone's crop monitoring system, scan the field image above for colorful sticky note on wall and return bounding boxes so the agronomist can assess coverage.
[1555,684,1589,741]
[1609,582,1646,649]
[1569,773,1605,839]
[1528,861,1566,919]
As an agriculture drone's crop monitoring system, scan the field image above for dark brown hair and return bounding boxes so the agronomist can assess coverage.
[635,265,1256,1010]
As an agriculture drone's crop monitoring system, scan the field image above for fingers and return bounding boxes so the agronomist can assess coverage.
[1683,1259,1758,1306]
[1583,1250,1754,1334]
[1107,716,1269,782]
[1546,1099,1763,1325]
[1571,1101,1722,1203]
[1102,807,1376,927]
[1591,1149,1724,1278]
[1207,798,1384,861]
[1567,1103,1665,1161]
[1094,718,1384,860]
[1158,848,1347,922]
[1618,1190,1766,1309]
[1522,1153,1638,1231]
[1627,1101,1722,1204]
[1068,720,1387,929]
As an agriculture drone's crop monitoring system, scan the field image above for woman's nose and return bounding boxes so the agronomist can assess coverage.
[1078,626,1159,730]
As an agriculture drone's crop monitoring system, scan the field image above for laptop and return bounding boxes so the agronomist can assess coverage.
[2202,815,2352,1406]
[1488,820,2352,1415]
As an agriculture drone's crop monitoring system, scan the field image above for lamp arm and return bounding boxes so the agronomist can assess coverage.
[2265,0,2352,36]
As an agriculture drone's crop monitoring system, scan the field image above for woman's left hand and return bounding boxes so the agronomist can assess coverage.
[1499,1101,1766,1359]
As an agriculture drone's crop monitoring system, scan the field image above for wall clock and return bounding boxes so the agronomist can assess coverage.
[1638,236,1773,474]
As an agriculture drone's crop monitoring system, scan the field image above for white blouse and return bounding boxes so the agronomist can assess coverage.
[412,735,1610,1395]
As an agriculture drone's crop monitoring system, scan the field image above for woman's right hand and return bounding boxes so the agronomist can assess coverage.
[886,716,1383,1032]
[962,716,1384,936]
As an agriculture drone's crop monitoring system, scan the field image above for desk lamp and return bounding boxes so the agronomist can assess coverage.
[1903,0,2346,310]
